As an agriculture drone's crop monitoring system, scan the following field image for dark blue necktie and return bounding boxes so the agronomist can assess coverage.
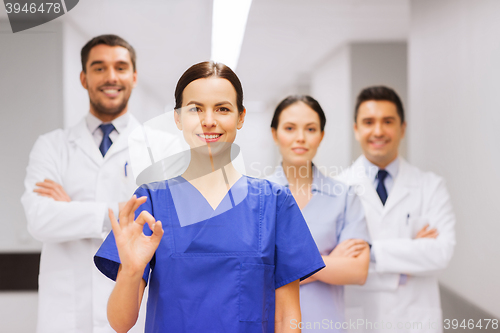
[99,123,115,157]
[376,169,389,205]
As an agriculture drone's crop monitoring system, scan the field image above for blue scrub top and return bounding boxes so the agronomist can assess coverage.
[267,165,370,332]
[95,175,325,333]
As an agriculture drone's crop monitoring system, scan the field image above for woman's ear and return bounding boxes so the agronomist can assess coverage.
[237,109,246,130]
[271,127,279,145]
[174,110,182,130]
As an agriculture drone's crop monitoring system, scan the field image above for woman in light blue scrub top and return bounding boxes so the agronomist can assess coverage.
[267,95,370,332]
[94,63,325,333]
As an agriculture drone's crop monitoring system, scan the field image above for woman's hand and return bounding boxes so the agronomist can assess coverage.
[107,195,161,333]
[329,239,368,258]
[110,195,164,275]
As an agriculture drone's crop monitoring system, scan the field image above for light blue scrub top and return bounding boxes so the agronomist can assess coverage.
[95,175,325,333]
[267,165,370,332]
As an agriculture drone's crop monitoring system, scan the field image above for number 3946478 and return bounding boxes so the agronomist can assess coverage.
[444,319,498,330]
[5,2,62,14]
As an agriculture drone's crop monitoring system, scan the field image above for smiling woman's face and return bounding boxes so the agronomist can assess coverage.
[175,77,245,154]
[272,101,324,167]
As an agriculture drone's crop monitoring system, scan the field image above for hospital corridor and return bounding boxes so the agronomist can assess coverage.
[0,0,499,332]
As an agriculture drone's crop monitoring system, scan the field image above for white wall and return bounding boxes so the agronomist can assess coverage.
[409,0,500,317]
[311,45,352,176]
[62,20,89,129]
[235,107,276,178]
[0,20,63,252]
[0,292,38,333]
[0,19,61,333]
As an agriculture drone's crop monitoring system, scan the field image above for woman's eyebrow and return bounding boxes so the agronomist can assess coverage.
[214,101,233,106]
[186,101,204,106]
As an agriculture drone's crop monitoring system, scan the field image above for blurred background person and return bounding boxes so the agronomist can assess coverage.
[337,86,456,333]
[267,95,370,332]
[21,35,146,333]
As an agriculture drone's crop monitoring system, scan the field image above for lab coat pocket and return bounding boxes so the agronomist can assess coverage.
[405,216,430,239]
[38,270,76,331]
[238,263,275,322]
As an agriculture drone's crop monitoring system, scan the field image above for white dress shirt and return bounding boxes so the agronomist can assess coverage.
[361,155,400,196]
[86,112,130,228]
[86,112,130,148]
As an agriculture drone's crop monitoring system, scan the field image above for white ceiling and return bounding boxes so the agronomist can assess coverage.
[1,0,410,109]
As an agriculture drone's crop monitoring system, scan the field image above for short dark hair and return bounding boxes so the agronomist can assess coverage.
[174,61,244,113]
[271,95,326,132]
[81,34,136,73]
[354,86,405,124]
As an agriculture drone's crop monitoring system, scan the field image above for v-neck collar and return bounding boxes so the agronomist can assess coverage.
[167,175,248,227]
[268,164,338,196]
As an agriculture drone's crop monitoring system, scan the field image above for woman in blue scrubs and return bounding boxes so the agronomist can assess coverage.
[267,95,370,332]
[94,63,325,333]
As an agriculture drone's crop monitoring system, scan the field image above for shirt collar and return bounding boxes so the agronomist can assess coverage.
[269,164,332,195]
[268,164,289,187]
[86,112,130,135]
[361,155,400,182]
[310,164,330,193]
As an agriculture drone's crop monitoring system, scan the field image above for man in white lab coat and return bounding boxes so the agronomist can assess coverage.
[21,35,145,333]
[337,86,456,333]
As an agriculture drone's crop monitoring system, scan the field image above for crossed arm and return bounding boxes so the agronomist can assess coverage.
[301,239,370,286]
[21,135,126,242]
[371,178,455,276]
[302,222,441,286]
[33,179,71,202]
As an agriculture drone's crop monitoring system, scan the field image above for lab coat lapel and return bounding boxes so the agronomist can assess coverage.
[68,118,103,167]
[103,115,140,160]
[383,158,413,214]
[349,157,384,214]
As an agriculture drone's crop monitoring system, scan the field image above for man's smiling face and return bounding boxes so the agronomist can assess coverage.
[80,44,137,120]
[354,100,406,168]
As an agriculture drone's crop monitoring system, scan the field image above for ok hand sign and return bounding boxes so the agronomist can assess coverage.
[109,195,164,276]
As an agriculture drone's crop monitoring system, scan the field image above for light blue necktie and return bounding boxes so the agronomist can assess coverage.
[99,123,115,157]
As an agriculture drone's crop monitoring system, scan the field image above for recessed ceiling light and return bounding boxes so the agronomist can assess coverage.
[211,0,253,70]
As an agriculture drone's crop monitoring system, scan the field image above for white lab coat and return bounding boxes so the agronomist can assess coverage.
[336,156,456,333]
[21,115,146,333]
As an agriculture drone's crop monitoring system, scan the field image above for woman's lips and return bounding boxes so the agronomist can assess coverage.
[291,147,309,154]
[196,133,223,142]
